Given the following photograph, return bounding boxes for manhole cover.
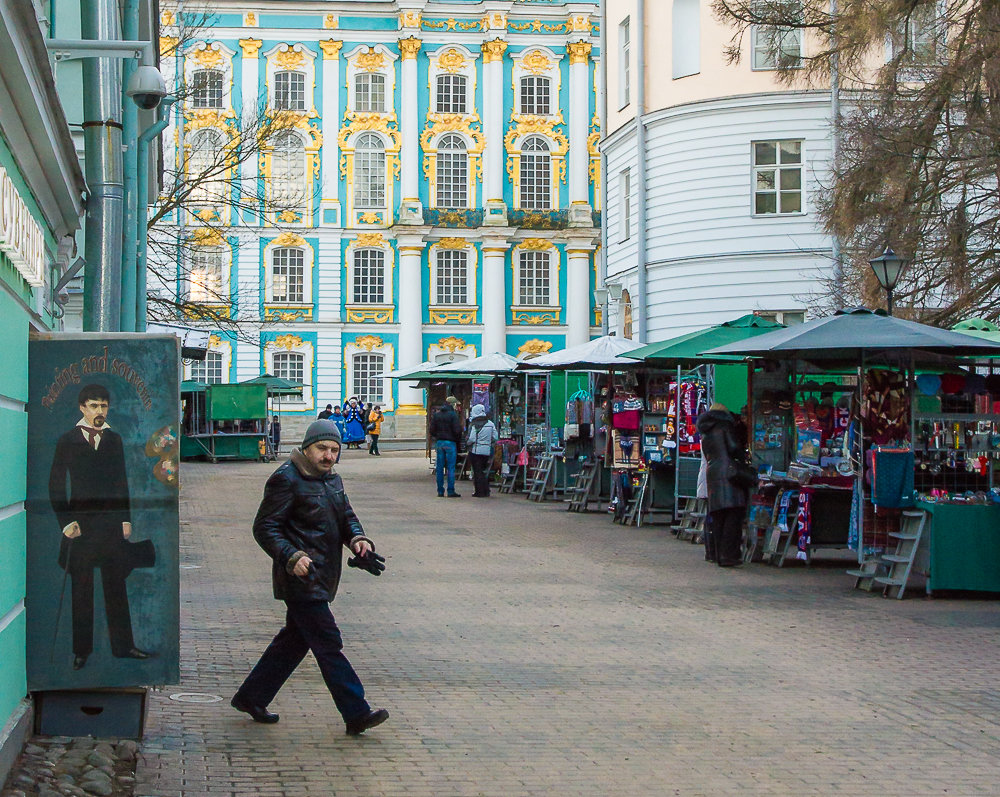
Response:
[169,692,223,703]
[179,564,202,569]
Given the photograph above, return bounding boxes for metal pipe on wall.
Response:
[635,0,648,343]
[599,0,609,334]
[119,0,140,331]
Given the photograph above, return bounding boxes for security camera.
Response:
[126,65,167,109]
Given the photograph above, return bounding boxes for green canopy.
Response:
[952,318,1000,342]
[180,380,208,393]
[626,314,786,365]
[239,373,304,395]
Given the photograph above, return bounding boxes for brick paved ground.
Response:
[136,452,1000,796]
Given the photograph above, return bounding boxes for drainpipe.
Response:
[599,0,609,335]
[81,0,123,332]
[120,0,139,331]
[829,0,843,306]
[635,0,648,343]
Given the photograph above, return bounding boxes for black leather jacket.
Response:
[252,452,367,602]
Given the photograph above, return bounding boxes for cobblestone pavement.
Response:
[135,452,1000,796]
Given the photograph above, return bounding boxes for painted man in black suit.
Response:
[48,384,152,670]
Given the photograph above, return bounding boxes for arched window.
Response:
[517,251,551,306]
[435,249,469,305]
[436,74,467,114]
[271,247,305,303]
[436,134,468,209]
[352,353,385,403]
[272,351,305,385]
[187,247,224,302]
[192,69,224,109]
[355,73,386,112]
[189,129,226,204]
[274,70,306,110]
[354,133,386,209]
[520,136,551,210]
[352,248,386,304]
[520,75,551,116]
[190,351,225,384]
[271,131,306,209]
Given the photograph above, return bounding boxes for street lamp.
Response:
[593,287,610,336]
[868,247,908,316]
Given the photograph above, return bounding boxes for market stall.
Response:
[181,382,270,462]
[240,374,304,459]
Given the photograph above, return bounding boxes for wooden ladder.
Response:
[873,509,927,599]
[672,497,706,540]
[526,454,555,502]
[621,471,650,526]
[566,461,600,512]
[499,463,523,494]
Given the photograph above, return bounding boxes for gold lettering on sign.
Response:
[0,167,45,286]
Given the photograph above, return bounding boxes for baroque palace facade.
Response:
[156,0,601,436]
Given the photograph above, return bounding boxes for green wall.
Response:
[714,364,749,413]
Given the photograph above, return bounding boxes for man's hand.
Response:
[292,555,313,577]
[63,522,81,539]
[347,539,385,577]
[122,521,132,539]
[350,539,372,557]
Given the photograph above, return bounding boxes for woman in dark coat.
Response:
[696,403,749,567]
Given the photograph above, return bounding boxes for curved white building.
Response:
[602,0,837,341]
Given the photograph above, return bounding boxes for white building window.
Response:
[352,353,385,403]
[352,248,386,304]
[520,136,551,210]
[189,129,226,204]
[435,250,469,305]
[271,247,305,303]
[190,351,225,384]
[355,73,386,112]
[518,251,551,306]
[272,351,305,385]
[752,140,803,215]
[274,71,306,110]
[620,168,631,241]
[192,69,224,108]
[436,135,468,209]
[520,76,551,116]
[897,2,942,63]
[751,2,803,70]
[619,18,630,108]
[271,131,306,208]
[672,0,701,79]
[436,74,467,114]
[187,248,224,302]
[354,133,386,209]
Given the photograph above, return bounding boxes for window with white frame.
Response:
[271,131,306,208]
[435,250,469,305]
[190,350,225,384]
[187,248,224,302]
[751,1,803,70]
[517,251,551,306]
[753,140,803,215]
[352,353,385,403]
[192,69,224,108]
[355,73,387,112]
[271,247,305,303]
[620,168,631,241]
[354,133,386,209]
[436,74,468,114]
[520,136,551,210]
[188,129,226,204]
[520,75,552,116]
[274,70,306,110]
[436,134,468,209]
[352,248,386,304]
[619,18,630,108]
[272,351,305,385]
[898,2,941,62]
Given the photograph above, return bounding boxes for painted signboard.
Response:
[26,334,180,690]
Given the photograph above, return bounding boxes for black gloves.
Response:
[348,549,386,576]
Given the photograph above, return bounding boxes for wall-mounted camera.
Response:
[126,66,167,109]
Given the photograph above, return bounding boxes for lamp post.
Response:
[593,287,609,336]
[868,247,908,316]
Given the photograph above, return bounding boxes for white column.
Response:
[481,240,507,353]
[398,37,423,223]
[238,38,262,222]
[481,39,507,224]
[396,237,425,409]
[568,41,593,225]
[319,40,342,222]
[566,245,593,347]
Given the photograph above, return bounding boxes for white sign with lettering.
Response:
[0,167,46,287]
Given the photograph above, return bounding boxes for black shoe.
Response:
[345,708,389,736]
[72,655,87,670]
[438,492,445,497]
[231,695,279,724]
[116,647,153,659]
[448,492,462,498]
[717,560,742,568]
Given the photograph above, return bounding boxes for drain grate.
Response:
[169,692,223,703]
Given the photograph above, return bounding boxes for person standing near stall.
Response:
[430,396,462,498]
[367,406,384,456]
[466,404,499,498]
[696,403,749,567]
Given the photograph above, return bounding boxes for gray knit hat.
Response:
[302,419,342,449]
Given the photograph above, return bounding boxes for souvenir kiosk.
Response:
[180,382,270,462]
[706,309,1000,593]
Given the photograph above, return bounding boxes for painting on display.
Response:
[25,334,180,690]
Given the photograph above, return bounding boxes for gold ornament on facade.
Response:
[195,208,217,222]
[518,339,553,356]
[360,212,381,224]
[513,310,559,325]
[436,48,467,73]
[437,336,469,353]
[520,50,552,75]
[485,13,506,30]
[567,41,592,65]
[347,308,394,323]
[161,9,176,25]
[399,37,422,60]
[355,334,385,351]
[274,334,304,350]
[354,232,386,248]
[192,47,225,68]
[276,210,300,223]
[355,47,385,72]
[271,231,307,247]
[400,11,421,28]
[481,39,507,63]
[569,15,592,32]
[265,307,313,322]
[274,48,306,70]
[190,228,226,247]
[184,109,234,132]
[319,39,343,59]
[243,12,258,27]
[239,38,263,58]
[159,36,179,58]
[208,334,222,347]
[519,238,555,251]
[435,237,469,250]
[324,14,339,29]
[429,309,477,324]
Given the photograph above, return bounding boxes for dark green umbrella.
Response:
[626,314,785,365]
[240,373,304,395]
[180,380,208,393]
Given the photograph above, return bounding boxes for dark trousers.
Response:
[235,600,370,722]
[469,453,490,496]
[710,507,745,565]
[368,434,380,455]
[703,511,717,562]
[70,562,136,657]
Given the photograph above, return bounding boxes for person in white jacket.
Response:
[697,450,716,563]
[466,404,499,498]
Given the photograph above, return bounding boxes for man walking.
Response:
[318,404,334,420]
[231,419,389,735]
[429,396,462,498]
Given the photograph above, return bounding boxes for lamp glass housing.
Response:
[869,247,908,292]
